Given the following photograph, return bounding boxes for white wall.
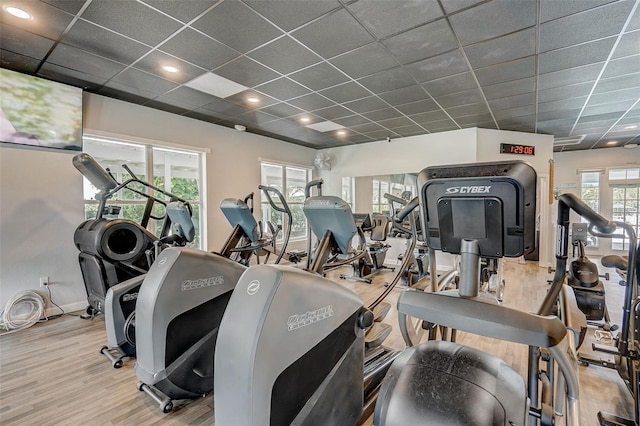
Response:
[0,93,315,310]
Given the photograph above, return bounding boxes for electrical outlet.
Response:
[40,277,49,287]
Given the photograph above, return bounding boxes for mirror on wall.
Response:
[350,173,418,214]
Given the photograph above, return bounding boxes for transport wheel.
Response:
[99,345,108,355]
[113,359,123,369]
[162,401,173,413]
[136,382,145,392]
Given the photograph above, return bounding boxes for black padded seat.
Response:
[375,340,527,426]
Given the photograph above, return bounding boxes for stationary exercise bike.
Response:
[375,161,600,426]
[134,185,294,413]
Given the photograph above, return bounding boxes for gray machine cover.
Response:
[215,264,366,426]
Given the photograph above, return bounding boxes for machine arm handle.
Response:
[384,193,408,206]
[394,197,419,223]
[557,193,616,234]
[258,185,292,215]
[305,179,324,198]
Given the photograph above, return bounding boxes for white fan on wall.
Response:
[314,152,334,171]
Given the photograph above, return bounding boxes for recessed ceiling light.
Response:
[300,117,310,123]
[247,97,259,103]
[4,6,31,19]
[162,65,178,73]
[624,143,638,149]
[625,125,638,130]
[337,130,346,135]
[607,140,618,145]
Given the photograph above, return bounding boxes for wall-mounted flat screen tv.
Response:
[0,68,83,151]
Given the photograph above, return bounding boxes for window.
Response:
[342,177,354,208]
[610,168,640,251]
[372,179,415,214]
[260,161,312,241]
[82,136,206,249]
[579,171,601,247]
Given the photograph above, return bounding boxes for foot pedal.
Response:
[365,322,392,349]
[592,342,619,355]
[371,302,390,322]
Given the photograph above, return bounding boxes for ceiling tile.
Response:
[396,98,440,115]
[329,42,398,79]
[613,30,640,59]
[61,19,150,64]
[578,111,624,123]
[347,0,443,39]
[81,1,182,46]
[342,96,390,114]
[423,72,478,97]
[350,122,385,133]
[42,0,87,14]
[627,6,640,31]
[440,0,485,15]
[382,19,457,64]
[493,105,536,119]
[140,0,217,23]
[192,1,283,53]
[159,28,240,70]
[334,115,373,127]
[244,0,340,32]
[0,23,55,60]
[134,50,205,84]
[449,0,536,46]
[200,98,252,116]
[46,43,126,80]
[483,77,535,99]
[362,108,403,122]
[464,28,536,68]
[538,37,615,74]
[424,118,459,131]
[289,62,349,91]
[287,93,334,111]
[233,110,279,125]
[214,57,280,87]
[378,116,417,129]
[540,0,617,22]
[594,73,640,93]
[291,8,375,59]
[112,68,178,95]
[255,77,311,100]
[582,99,637,116]
[364,129,398,140]
[37,62,108,91]
[474,56,536,86]
[313,104,354,120]
[318,82,371,104]
[404,50,469,82]
[378,85,431,106]
[456,113,494,125]
[488,93,536,111]
[0,49,40,74]
[538,96,588,113]
[539,1,632,51]
[248,36,321,74]
[446,102,489,118]
[358,67,415,93]
[0,0,73,40]
[259,103,305,119]
[144,99,191,115]
[538,81,594,103]
[538,63,602,90]
[434,88,484,108]
[602,55,640,79]
[409,109,450,124]
[99,85,153,104]
[537,108,581,121]
[160,86,222,108]
[588,88,640,106]
[391,124,427,136]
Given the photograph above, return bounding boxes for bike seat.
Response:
[601,255,628,271]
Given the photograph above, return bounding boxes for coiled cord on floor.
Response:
[0,290,46,335]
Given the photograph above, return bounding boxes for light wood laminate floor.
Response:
[0,259,633,425]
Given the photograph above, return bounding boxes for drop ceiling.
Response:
[1,0,638,151]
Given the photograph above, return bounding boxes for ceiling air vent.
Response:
[553,135,585,146]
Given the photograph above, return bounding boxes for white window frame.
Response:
[82,135,207,250]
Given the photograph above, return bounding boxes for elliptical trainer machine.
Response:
[72,152,191,317]
[214,194,413,425]
[134,185,294,413]
[375,161,607,426]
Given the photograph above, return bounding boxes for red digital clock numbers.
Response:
[500,143,535,156]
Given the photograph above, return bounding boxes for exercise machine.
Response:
[73,153,190,317]
[340,213,394,283]
[573,221,639,425]
[375,161,598,426]
[134,185,294,413]
[214,194,408,425]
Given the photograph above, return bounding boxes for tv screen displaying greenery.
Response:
[0,68,82,151]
